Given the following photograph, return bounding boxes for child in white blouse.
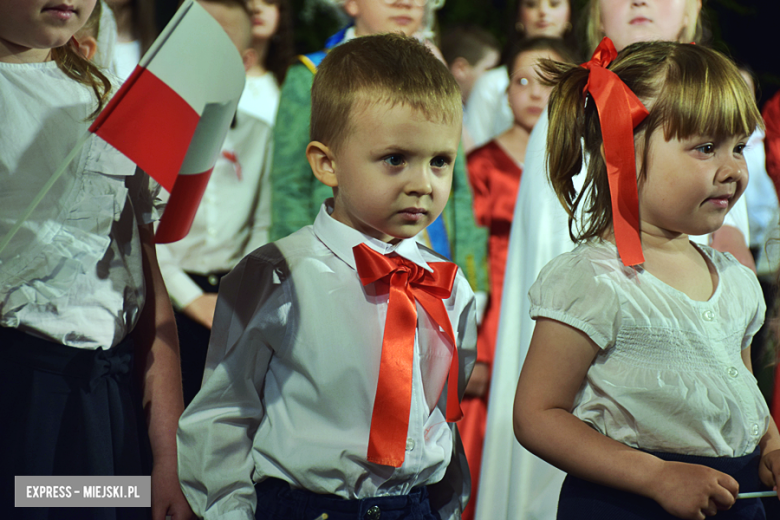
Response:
[177,33,477,520]
[513,39,780,519]
[0,2,191,519]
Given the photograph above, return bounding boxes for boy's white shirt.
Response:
[177,202,477,520]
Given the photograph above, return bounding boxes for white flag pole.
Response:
[0,130,92,256]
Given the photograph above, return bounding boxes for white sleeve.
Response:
[429,274,477,519]
[177,246,290,520]
[464,67,513,148]
[155,243,204,310]
[528,251,621,350]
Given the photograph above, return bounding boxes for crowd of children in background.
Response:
[2,0,780,519]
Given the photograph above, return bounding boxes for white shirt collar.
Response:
[313,200,433,273]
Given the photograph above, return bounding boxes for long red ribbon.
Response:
[353,243,461,468]
[581,38,650,266]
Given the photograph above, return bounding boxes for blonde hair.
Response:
[584,0,704,53]
[542,40,763,243]
[310,32,462,153]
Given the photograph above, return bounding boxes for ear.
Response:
[307,141,339,188]
[241,48,259,73]
[74,36,98,61]
[449,57,470,82]
[343,0,360,19]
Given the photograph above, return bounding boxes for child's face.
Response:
[637,129,748,238]
[598,0,693,51]
[508,49,557,133]
[518,0,571,38]
[454,49,500,103]
[325,102,460,243]
[0,0,97,62]
[248,0,279,42]
[200,1,252,54]
[344,0,425,38]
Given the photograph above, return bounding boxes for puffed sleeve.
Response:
[528,248,622,349]
[177,244,292,520]
[740,262,767,350]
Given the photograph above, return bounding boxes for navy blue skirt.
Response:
[0,327,152,520]
[557,449,767,520]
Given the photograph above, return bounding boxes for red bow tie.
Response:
[353,243,462,468]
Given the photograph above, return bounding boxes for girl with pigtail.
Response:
[0,1,192,518]
[513,38,780,520]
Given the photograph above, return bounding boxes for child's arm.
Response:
[741,347,780,496]
[514,318,739,520]
[177,250,282,519]
[133,223,195,520]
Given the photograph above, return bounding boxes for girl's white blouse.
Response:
[0,61,159,349]
[529,240,770,457]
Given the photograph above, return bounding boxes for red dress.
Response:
[460,140,523,520]
[766,91,780,422]
[764,91,780,198]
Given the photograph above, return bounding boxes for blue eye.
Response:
[431,157,449,168]
[384,155,404,167]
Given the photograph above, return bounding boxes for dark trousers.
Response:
[0,327,152,520]
[177,271,226,406]
[557,449,767,520]
[255,478,442,520]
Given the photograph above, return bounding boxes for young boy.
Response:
[269,0,488,297]
[439,24,500,154]
[177,33,477,520]
[156,0,273,405]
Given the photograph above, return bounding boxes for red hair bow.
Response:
[581,37,649,266]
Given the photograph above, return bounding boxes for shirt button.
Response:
[702,310,714,321]
[366,505,381,520]
[752,424,762,436]
[207,274,220,286]
[405,438,415,451]
[727,367,739,378]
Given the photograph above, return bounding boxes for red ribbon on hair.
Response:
[353,243,461,468]
[581,37,650,266]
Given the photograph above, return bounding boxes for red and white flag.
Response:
[89,0,246,243]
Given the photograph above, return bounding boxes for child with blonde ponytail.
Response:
[513,38,780,520]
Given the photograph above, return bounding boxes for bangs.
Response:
[654,48,763,141]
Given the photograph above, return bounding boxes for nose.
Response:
[529,79,544,98]
[405,165,433,196]
[717,153,748,189]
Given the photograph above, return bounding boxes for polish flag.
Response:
[89,0,245,243]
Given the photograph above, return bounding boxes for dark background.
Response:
[155,0,779,110]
